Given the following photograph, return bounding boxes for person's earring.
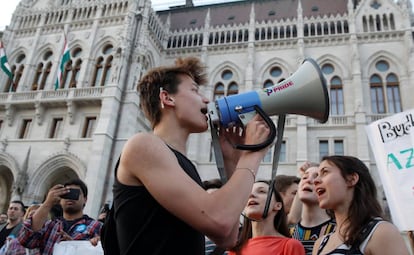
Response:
[160,87,165,109]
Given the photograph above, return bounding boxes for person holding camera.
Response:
[97,204,109,223]
[18,178,102,255]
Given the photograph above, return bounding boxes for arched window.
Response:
[60,47,83,89]
[213,69,239,99]
[32,50,53,90]
[330,76,344,115]
[40,62,52,90]
[32,63,43,90]
[4,53,26,92]
[91,44,113,86]
[321,63,344,115]
[263,79,273,88]
[263,65,286,89]
[14,65,25,90]
[227,82,238,96]
[213,83,225,100]
[221,70,233,80]
[386,73,401,113]
[210,68,240,161]
[370,74,385,113]
[71,59,82,88]
[102,56,113,85]
[369,60,401,114]
[92,57,103,87]
[62,60,73,89]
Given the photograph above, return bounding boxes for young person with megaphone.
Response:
[110,57,272,254]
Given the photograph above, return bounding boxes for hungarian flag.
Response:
[55,36,70,90]
[0,40,13,80]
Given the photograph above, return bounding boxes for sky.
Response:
[0,0,413,31]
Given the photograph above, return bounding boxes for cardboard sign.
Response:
[365,109,414,231]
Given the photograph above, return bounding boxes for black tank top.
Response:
[113,146,204,255]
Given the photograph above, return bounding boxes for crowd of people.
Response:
[1,57,413,255]
[0,179,102,255]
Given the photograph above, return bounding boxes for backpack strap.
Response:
[348,218,382,254]
[317,234,332,255]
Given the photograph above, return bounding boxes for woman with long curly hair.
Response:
[312,155,409,255]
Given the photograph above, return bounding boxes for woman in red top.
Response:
[229,180,305,255]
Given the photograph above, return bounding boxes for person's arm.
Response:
[118,115,270,248]
[17,218,47,249]
[287,162,309,225]
[88,220,102,246]
[31,185,69,231]
[365,222,410,255]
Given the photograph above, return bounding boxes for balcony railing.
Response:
[0,87,105,107]
[308,115,355,127]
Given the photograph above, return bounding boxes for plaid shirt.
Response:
[18,215,102,255]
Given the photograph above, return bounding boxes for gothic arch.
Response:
[67,38,87,54]
[0,152,20,174]
[364,51,404,77]
[0,152,19,212]
[32,43,55,61]
[25,152,86,203]
[144,51,156,69]
[257,58,293,88]
[258,58,292,77]
[8,47,29,62]
[317,54,348,78]
[90,36,117,57]
[209,61,243,86]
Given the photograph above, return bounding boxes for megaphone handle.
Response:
[210,119,228,183]
[271,114,286,178]
[262,114,286,219]
[233,105,277,151]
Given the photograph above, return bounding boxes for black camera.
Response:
[100,203,110,213]
[60,188,80,200]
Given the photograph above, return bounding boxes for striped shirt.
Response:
[316,219,382,255]
[290,219,336,255]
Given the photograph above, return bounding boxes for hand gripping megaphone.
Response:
[207,58,329,151]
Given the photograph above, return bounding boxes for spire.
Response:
[204,8,211,29]
[298,0,303,15]
[249,2,255,24]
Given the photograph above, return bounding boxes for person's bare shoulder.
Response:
[118,133,172,185]
[366,221,410,255]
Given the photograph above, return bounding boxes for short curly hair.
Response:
[137,57,207,128]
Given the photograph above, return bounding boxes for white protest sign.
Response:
[53,240,103,255]
[365,109,414,231]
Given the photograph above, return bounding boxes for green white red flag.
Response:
[55,36,70,90]
[0,40,13,80]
